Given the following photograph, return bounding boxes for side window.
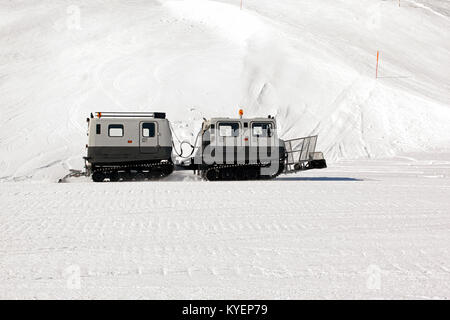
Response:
[96,124,101,134]
[142,123,155,137]
[219,122,240,137]
[252,122,273,137]
[108,124,124,137]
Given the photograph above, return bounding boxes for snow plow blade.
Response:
[283,136,327,173]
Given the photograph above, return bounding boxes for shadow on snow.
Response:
[275,177,363,182]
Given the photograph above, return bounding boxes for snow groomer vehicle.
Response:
[85,112,174,182]
[179,109,327,181]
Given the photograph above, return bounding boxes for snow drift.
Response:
[0,0,449,181]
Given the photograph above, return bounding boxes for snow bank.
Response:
[164,0,266,44]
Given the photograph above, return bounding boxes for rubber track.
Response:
[201,162,284,181]
[93,161,174,181]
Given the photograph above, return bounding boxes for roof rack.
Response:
[94,112,166,119]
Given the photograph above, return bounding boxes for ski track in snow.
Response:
[0,155,449,299]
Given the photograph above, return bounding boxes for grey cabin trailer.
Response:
[85,112,174,182]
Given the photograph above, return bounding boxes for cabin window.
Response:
[108,124,124,137]
[96,124,101,134]
[219,122,240,137]
[142,123,156,137]
[252,122,273,137]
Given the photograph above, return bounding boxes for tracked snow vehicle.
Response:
[85,112,174,182]
[179,111,327,181]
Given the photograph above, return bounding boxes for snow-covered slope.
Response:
[1,0,449,181]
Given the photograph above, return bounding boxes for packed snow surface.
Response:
[0,155,449,299]
[0,0,449,181]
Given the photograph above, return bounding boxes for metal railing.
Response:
[283,135,318,172]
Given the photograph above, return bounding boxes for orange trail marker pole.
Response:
[240,0,243,10]
[376,51,380,79]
